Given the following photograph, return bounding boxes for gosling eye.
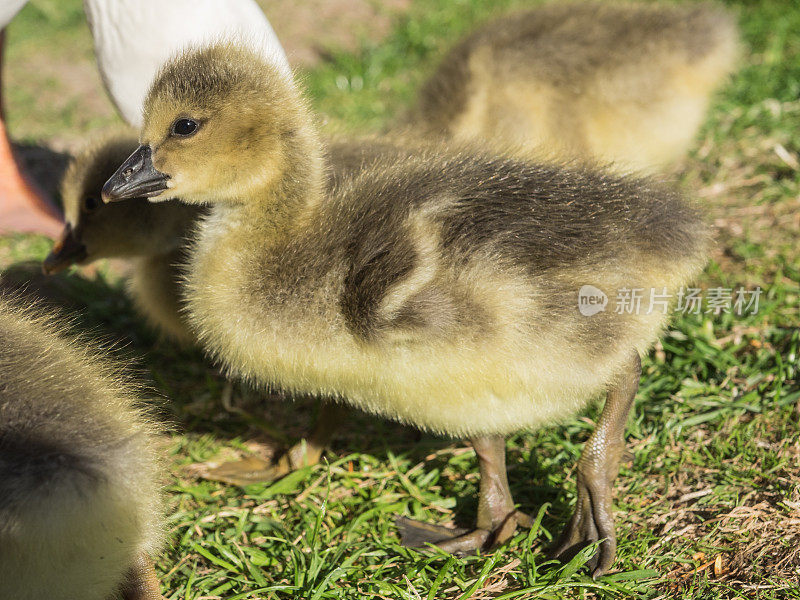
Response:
[83,196,100,213]
[170,118,200,137]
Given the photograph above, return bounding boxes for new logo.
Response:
[578,285,608,316]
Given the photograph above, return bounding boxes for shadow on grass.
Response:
[13,143,71,206]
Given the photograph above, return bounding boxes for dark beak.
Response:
[42,223,88,275]
[101,145,169,203]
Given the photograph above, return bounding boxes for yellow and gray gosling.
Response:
[42,132,202,345]
[102,45,709,575]
[406,1,739,171]
[0,294,164,600]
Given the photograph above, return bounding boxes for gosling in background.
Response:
[407,1,739,171]
[43,132,202,344]
[103,45,710,575]
[41,133,396,484]
[0,294,165,600]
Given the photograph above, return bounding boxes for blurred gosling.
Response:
[0,294,165,600]
[43,132,203,344]
[407,1,739,171]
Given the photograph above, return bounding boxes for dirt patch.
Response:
[650,490,800,595]
[680,98,800,286]
[258,0,410,67]
[620,426,800,596]
[10,52,118,136]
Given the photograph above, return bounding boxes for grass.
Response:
[2,0,800,598]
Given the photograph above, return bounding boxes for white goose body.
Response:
[83,0,289,126]
[0,0,27,27]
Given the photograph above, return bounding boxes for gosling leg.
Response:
[397,435,532,553]
[119,554,164,600]
[552,350,641,578]
[271,401,346,475]
[204,401,345,486]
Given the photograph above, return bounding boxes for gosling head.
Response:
[103,43,320,206]
[43,133,200,275]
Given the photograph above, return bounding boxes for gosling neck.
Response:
[232,125,326,234]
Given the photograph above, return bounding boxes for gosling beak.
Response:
[42,223,88,275]
[102,145,169,203]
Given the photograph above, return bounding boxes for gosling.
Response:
[42,132,202,344]
[406,1,739,171]
[0,294,164,600]
[102,45,709,575]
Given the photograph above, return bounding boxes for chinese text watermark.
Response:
[578,286,762,316]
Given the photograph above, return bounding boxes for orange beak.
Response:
[42,223,87,274]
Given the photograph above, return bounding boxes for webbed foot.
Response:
[0,92,63,238]
[551,467,616,577]
[396,517,472,547]
[398,436,532,554]
[203,437,325,485]
[204,455,289,486]
[204,402,345,486]
[397,509,533,553]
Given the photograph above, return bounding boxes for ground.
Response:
[1,0,799,598]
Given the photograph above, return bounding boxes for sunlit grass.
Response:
[1,0,798,598]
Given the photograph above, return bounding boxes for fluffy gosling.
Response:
[102,45,710,575]
[407,1,739,171]
[0,294,164,600]
[42,132,202,344]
